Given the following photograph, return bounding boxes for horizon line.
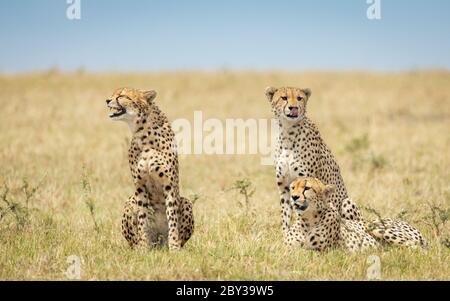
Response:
[1,67,450,76]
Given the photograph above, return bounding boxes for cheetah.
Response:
[287,177,427,252]
[265,86,360,242]
[106,88,194,250]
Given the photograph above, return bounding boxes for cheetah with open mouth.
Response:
[106,87,194,250]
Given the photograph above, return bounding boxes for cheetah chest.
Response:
[277,149,302,185]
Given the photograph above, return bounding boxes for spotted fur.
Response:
[368,218,428,248]
[287,177,427,252]
[107,87,194,250]
[265,86,360,242]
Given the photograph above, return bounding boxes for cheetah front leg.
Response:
[275,152,293,242]
[179,196,194,247]
[164,188,182,251]
[121,195,138,247]
[277,179,293,242]
[133,182,153,249]
[143,152,184,251]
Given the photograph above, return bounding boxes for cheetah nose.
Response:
[288,106,296,110]
[292,195,300,202]
[106,99,112,105]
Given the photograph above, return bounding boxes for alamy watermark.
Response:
[66,0,81,20]
[65,255,83,279]
[171,112,278,166]
[366,255,381,280]
[66,0,380,21]
[367,0,381,20]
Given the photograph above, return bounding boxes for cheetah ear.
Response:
[324,184,336,197]
[142,90,157,103]
[302,88,312,99]
[265,86,277,101]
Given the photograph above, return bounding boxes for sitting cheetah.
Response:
[287,177,427,252]
[106,88,194,250]
[265,86,360,242]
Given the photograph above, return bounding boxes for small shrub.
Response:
[228,178,255,217]
[421,202,450,247]
[189,193,200,205]
[81,167,100,233]
[0,177,44,229]
[369,153,387,170]
[362,205,387,232]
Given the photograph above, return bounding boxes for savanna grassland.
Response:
[0,71,449,280]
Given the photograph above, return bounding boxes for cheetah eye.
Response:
[281,96,288,101]
[304,187,311,191]
[297,96,303,101]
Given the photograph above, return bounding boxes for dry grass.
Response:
[0,71,449,280]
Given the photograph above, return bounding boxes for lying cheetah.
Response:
[265,86,360,242]
[106,88,194,250]
[287,177,427,252]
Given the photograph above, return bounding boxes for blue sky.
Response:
[1,0,449,72]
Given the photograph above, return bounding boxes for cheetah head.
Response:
[265,86,311,123]
[106,87,157,122]
[289,177,335,216]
